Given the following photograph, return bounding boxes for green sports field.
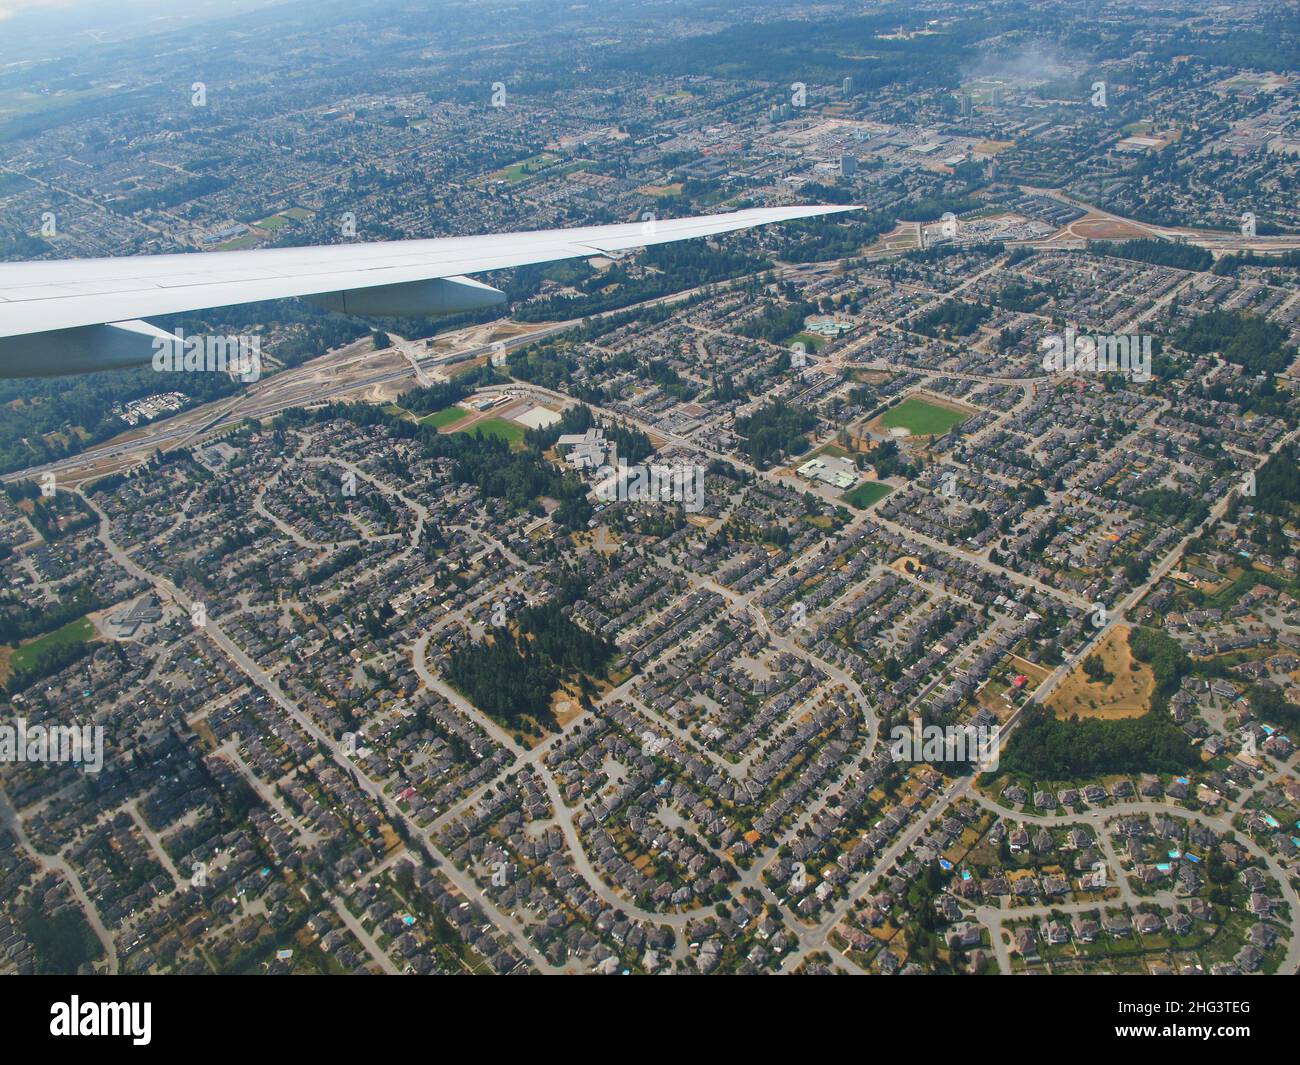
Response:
[456,417,525,447]
[420,405,470,428]
[881,397,969,437]
[786,331,828,351]
[841,481,893,509]
[10,616,95,673]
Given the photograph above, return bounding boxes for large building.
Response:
[797,454,859,490]
[556,427,609,469]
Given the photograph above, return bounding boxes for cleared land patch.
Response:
[1047,624,1155,720]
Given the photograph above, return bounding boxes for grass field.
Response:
[9,616,95,674]
[637,182,684,197]
[487,153,562,183]
[483,154,593,186]
[456,417,525,447]
[1047,624,1154,720]
[842,481,893,508]
[786,331,828,351]
[0,85,112,120]
[882,397,970,437]
[217,234,260,250]
[420,405,470,428]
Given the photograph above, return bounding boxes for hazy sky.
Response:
[0,0,141,22]
[0,0,286,63]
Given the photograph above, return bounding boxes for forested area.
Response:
[446,600,613,729]
[3,482,98,542]
[22,908,102,975]
[1255,444,1300,518]
[1092,238,1213,272]
[734,400,816,467]
[995,281,1051,313]
[1247,682,1300,731]
[911,299,992,339]
[1213,249,1300,275]
[737,299,817,344]
[1172,309,1295,375]
[869,439,917,480]
[111,174,229,214]
[1129,625,1191,695]
[5,633,97,695]
[1131,485,1210,529]
[1151,9,1300,72]
[997,704,1198,777]
[771,214,891,263]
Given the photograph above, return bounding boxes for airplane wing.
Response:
[0,204,859,377]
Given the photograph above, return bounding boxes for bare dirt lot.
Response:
[1047,624,1155,720]
[1069,216,1151,240]
[426,319,554,355]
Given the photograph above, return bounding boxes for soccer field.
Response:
[420,405,470,428]
[10,615,95,672]
[456,417,525,447]
[842,481,893,509]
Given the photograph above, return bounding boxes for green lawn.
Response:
[786,331,828,351]
[842,481,893,509]
[420,405,470,428]
[217,234,260,250]
[456,417,525,447]
[492,153,561,183]
[484,154,594,186]
[11,616,95,672]
[881,397,969,437]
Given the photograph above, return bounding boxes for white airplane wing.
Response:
[0,204,858,377]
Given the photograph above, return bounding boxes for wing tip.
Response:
[772,203,864,218]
